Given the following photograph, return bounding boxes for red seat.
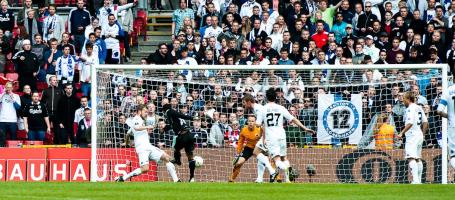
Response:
[5,61,14,73]
[16,130,27,140]
[37,81,48,91]
[76,92,83,99]
[6,140,23,148]
[6,73,18,81]
[24,141,44,145]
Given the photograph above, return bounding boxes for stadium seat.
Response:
[16,130,27,140]
[6,73,18,81]
[76,92,83,99]
[6,140,23,148]
[24,140,44,145]
[5,61,15,73]
[37,81,48,91]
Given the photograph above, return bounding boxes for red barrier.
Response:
[0,148,158,182]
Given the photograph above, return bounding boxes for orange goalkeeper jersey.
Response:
[236,126,262,154]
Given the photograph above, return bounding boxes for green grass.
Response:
[0,182,454,200]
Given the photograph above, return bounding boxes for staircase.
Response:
[131,11,173,63]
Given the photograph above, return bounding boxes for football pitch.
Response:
[1,182,454,200]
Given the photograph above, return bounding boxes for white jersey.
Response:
[256,103,294,140]
[130,115,153,151]
[437,85,455,128]
[252,103,264,116]
[404,103,428,137]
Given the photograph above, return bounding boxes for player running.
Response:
[229,115,262,182]
[256,88,315,183]
[243,94,276,183]
[437,84,455,171]
[397,92,428,184]
[117,105,179,182]
[162,103,198,182]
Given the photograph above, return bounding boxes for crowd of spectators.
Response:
[134,0,449,149]
[0,0,138,146]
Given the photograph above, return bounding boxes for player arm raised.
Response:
[291,118,316,134]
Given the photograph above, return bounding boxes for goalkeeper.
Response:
[229,115,262,182]
[163,103,198,182]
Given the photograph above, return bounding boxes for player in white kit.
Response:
[116,105,179,182]
[437,84,455,171]
[243,94,276,182]
[397,92,428,184]
[256,88,315,183]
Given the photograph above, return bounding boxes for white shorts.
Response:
[449,127,455,158]
[137,145,164,166]
[255,136,268,152]
[405,134,423,159]
[267,138,286,158]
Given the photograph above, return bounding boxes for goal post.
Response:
[90,64,450,183]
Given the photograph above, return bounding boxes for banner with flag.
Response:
[317,94,363,144]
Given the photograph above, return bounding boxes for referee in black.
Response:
[162,103,197,182]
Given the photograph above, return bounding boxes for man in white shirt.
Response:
[177,47,197,82]
[79,43,99,96]
[364,35,380,63]
[397,92,428,184]
[97,0,136,27]
[55,45,79,87]
[43,4,65,43]
[240,0,262,18]
[0,82,21,144]
[203,15,223,39]
[103,14,121,64]
[437,84,455,171]
[117,105,179,182]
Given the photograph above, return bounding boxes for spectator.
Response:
[43,38,62,84]
[73,95,90,134]
[120,83,139,117]
[17,0,36,26]
[209,112,228,147]
[31,34,46,79]
[97,0,136,28]
[57,32,76,56]
[56,84,80,144]
[67,0,91,54]
[79,43,98,96]
[12,39,40,91]
[172,0,195,38]
[356,2,378,37]
[24,9,39,44]
[0,1,15,38]
[118,0,133,62]
[103,14,121,64]
[23,91,50,141]
[43,4,64,43]
[76,108,91,147]
[204,15,223,39]
[55,45,78,87]
[151,119,173,148]
[0,82,20,143]
[84,17,100,40]
[317,0,342,29]
[191,117,209,148]
[239,0,261,18]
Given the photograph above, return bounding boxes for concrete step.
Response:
[146,31,172,36]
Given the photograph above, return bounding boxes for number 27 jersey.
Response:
[256,103,294,140]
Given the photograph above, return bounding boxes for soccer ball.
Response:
[194,156,203,167]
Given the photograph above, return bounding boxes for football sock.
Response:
[275,160,287,172]
[231,165,242,181]
[174,150,181,163]
[189,160,196,179]
[417,161,423,183]
[409,160,419,183]
[256,160,265,182]
[166,162,179,182]
[257,153,275,174]
[123,168,142,180]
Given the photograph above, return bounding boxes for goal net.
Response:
[91,64,451,183]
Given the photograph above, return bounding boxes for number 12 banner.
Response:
[317,94,363,144]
